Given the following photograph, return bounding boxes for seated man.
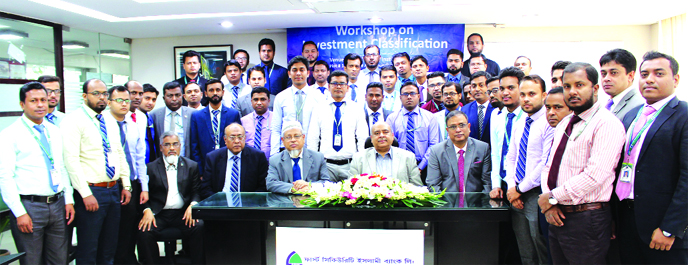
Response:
[267,121,330,194]
[426,110,491,193]
[200,123,268,199]
[349,122,422,186]
[137,132,203,265]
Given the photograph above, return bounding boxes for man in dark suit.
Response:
[363,82,392,135]
[267,121,331,194]
[615,51,688,264]
[427,110,491,193]
[175,50,208,106]
[462,71,495,144]
[257,38,291,95]
[189,79,242,168]
[200,123,268,199]
[137,132,203,265]
[150,81,196,158]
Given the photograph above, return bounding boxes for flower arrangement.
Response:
[299,173,446,208]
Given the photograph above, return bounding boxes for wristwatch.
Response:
[548,195,558,205]
[663,230,674,238]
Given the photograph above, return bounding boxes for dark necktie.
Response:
[292,157,302,181]
[516,117,534,183]
[333,102,344,151]
[478,105,485,138]
[145,113,156,163]
[547,115,583,190]
[500,113,516,178]
[45,113,56,125]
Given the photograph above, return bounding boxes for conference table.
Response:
[193,192,509,265]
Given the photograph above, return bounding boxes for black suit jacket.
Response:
[175,75,209,106]
[619,97,688,247]
[200,146,268,199]
[143,156,201,214]
[363,107,392,134]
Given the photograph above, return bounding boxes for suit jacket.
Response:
[612,87,644,120]
[426,138,491,193]
[349,147,422,186]
[266,149,331,194]
[189,105,241,168]
[258,62,291,95]
[175,75,209,106]
[462,100,495,144]
[200,146,268,199]
[142,156,200,214]
[619,97,688,247]
[363,107,392,135]
[150,106,196,158]
[235,93,276,116]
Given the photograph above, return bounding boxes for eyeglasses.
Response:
[330,82,348,87]
[365,53,380,57]
[162,142,181,148]
[47,89,61,95]
[283,134,303,141]
[225,135,245,141]
[88,91,109,98]
[442,92,459,97]
[111,98,131,104]
[401,92,419,97]
[447,123,468,130]
[487,89,499,95]
[428,82,445,88]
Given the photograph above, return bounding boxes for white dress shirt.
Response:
[489,106,525,189]
[504,107,554,192]
[164,107,186,157]
[0,115,74,217]
[163,158,184,209]
[306,83,331,101]
[270,86,319,156]
[361,68,380,83]
[290,150,304,180]
[382,89,402,113]
[222,82,249,108]
[307,99,367,160]
[346,78,368,103]
[610,87,633,111]
[105,111,149,191]
[365,105,385,135]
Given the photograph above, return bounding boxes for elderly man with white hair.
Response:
[266,121,331,194]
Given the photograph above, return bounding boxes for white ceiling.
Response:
[1,0,687,39]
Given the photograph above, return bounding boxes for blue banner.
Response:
[287,24,465,73]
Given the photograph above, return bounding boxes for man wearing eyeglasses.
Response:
[149,81,197,158]
[361,45,381,84]
[435,82,463,142]
[200,123,268,199]
[421,72,447,113]
[38,75,65,126]
[386,82,440,185]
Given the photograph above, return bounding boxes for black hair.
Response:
[143,83,159,96]
[427,71,446,81]
[379,65,397,76]
[563,62,599,85]
[162,81,182,95]
[441,81,462,95]
[233,49,249,62]
[470,71,491,82]
[446,49,464,61]
[400,81,419,94]
[391,52,411,64]
[258,38,275,52]
[445,110,468,125]
[287,56,309,71]
[302,41,317,52]
[486,76,500,85]
[224,59,242,72]
[182,50,201,64]
[549,86,564,95]
[20,81,47,102]
[327,70,349,83]
[205,78,224,90]
[250,86,271,98]
[469,54,487,65]
[641,51,679,75]
[551,61,572,75]
[313,60,330,72]
[248,65,265,78]
[343,53,363,67]
[366,82,383,93]
[183,82,201,93]
[498,66,526,83]
[37,75,61,84]
[82,79,101,93]
[522,75,547,93]
[363,44,380,55]
[411,55,429,66]
[467,33,484,44]
[599,49,636,74]
[107,85,129,100]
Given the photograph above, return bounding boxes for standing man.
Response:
[190,79,242,169]
[487,76,504,111]
[233,49,251,84]
[544,87,572,128]
[125,80,148,150]
[504,75,552,265]
[411,55,431,102]
[435,81,463,141]
[307,60,331,100]
[257,38,290,95]
[538,63,626,264]
[222,60,249,111]
[139,84,159,163]
[599,49,644,119]
[445,49,470,88]
[380,65,402,112]
[183,83,204,110]
[0,82,74,265]
[236,66,272,116]
[270,56,319,156]
[62,79,132,264]
[489,67,525,200]
[361,45,381,84]
[386,82,440,184]
[150,81,197,158]
[301,41,319,86]
[343,53,366,103]
[514,56,533,76]
[615,52,687,264]
[241,86,272,160]
[461,33,501,77]
[37,75,65,126]
[392,52,416,91]
[175,50,208,106]
[363,82,392,135]
[421,72,446,113]
[463,71,496,144]
[550,61,571,88]
[307,70,368,181]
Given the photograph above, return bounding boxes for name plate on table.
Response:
[276,227,423,264]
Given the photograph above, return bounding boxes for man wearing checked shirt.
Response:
[61,79,132,265]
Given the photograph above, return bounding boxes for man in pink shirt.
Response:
[241,86,272,160]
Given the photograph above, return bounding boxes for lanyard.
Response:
[331,102,345,135]
[21,118,54,167]
[626,104,667,155]
[293,88,306,119]
[82,106,111,151]
[569,105,601,141]
[503,109,523,148]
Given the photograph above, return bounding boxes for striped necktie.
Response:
[254,115,264,149]
[45,113,56,125]
[478,105,485,138]
[212,110,220,148]
[515,117,533,183]
[230,155,240,192]
[231,86,239,108]
[405,112,416,155]
[117,121,136,180]
[96,114,115,179]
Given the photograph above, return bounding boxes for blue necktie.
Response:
[292,157,301,181]
[230,155,240,192]
[478,105,485,138]
[118,121,137,181]
[145,114,155,163]
[96,114,115,179]
[516,117,533,183]
[405,112,416,155]
[33,125,58,192]
[333,102,344,152]
[350,84,357,102]
[372,112,380,125]
[45,113,56,125]
[231,86,239,108]
[448,76,459,83]
[500,113,516,178]
[212,109,220,147]
[401,78,410,84]
[318,87,326,94]
[254,115,263,149]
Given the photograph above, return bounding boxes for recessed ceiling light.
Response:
[369,17,383,23]
[0,29,29,40]
[63,41,90,49]
[220,21,233,28]
[99,50,130,59]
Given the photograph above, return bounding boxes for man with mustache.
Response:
[487,76,503,112]
[462,71,496,144]
[361,44,381,85]
[37,75,65,125]
[150,81,196,158]
[599,49,644,120]
[257,38,290,95]
[302,41,319,86]
[461,33,501,77]
[421,71,447,113]
[445,49,470,88]
[190,79,242,170]
[183,83,204,110]
[175,50,208,107]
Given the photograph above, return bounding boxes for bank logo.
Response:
[286,251,303,265]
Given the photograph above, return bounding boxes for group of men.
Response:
[0,32,685,265]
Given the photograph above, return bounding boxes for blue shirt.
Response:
[385,107,440,170]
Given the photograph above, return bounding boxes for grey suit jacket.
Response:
[349,147,422,186]
[149,106,196,158]
[266,149,331,194]
[612,87,644,120]
[426,138,491,193]
[235,92,276,117]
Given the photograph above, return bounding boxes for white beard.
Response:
[164,155,179,165]
[288,149,302,158]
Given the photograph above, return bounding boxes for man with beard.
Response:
[257,38,290,95]
[539,62,625,264]
[461,33,501,77]
[445,49,470,88]
[487,76,503,111]
[150,81,197,158]
[361,45,381,84]
[175,50,208,106]
[37,75,65,125]
[189,79,242,170]
[307,60,331,100]
[421,71,446,113]
[435,81,462,141]
[392,52,416,91]
[489,67,526,200]
[302,41,319,86]
[233,49,251,84]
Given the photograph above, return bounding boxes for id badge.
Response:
[50,167,61,186]
[334,134,342,146]
[619,162,633,183]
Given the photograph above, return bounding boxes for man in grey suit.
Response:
[350,122,422,186]
[267,121,331,194]
[427,110,491,193]
[150,81,196,158]
[599,49,644,119]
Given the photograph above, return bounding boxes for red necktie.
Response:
[131,112,137,123]
[547,115,582,190]
[458,149,465,192]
